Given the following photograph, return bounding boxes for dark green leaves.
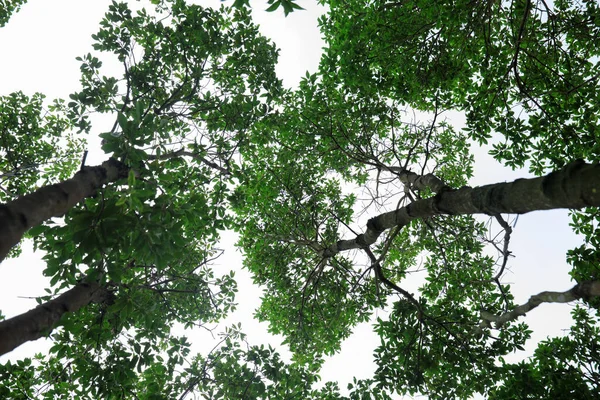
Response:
[0,92,85,204]
[231,0,305,16]
[265,0,305,15]
[0,0,27,27]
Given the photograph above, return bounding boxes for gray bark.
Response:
[0,158,128,263]
[322,160,600,258]
[0,280,110,356]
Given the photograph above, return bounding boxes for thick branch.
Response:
[0,158,129,263]
[0,280,110,355]
[322,160,600,257]
[480,280,600,328]
[384,166,447,193]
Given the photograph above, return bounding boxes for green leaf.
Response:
[27,225,47,238]
[265,1,280,12]
[128,169,136,187]
[117,112,128,131]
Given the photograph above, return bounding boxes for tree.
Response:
[234,77,600,397]
[0,0,281,396]
[233,0,600,397]
[2,0,600,399]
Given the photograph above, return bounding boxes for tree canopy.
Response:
[1,0,599,399]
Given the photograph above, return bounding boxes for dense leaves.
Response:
[488,306,600,400]
[1,0,281,396]
[0,92,84,202]
[321,0,600,172]
[1,0,600,398]
[234,0,600,397]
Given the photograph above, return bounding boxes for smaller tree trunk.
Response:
[0,280,110,356]
[0,158,129,263]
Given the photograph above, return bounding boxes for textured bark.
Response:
[480,280,600,328]
[322,160,600,257]
[0,158,129,263]
[385,166,447,193]
[0,280,110,355]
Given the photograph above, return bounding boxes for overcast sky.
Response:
[0,0,585,397]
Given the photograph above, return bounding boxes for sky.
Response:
[0,0,586,397]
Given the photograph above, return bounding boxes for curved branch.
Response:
[480,280,600,328]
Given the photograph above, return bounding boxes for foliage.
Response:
[0,92,84,202]
[1,0,282,396]
[1,0,600,399]
[0,0,27,27]
[488,306,600,400]
[320,0,600,173]
[232,0,304,16]
[234,0,600,398]
[27,0,278,330]
[234,69,474,362]
[0,324,391,399]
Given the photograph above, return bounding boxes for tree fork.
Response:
[0,158,129,263]
[322,160,600,257]
[0,280,111,355]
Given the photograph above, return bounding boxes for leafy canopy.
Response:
[1,0,600,399]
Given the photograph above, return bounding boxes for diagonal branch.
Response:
[321,160,600,258]
[0,158,130,263]
[480,280,600,328]
[0,278,112,355]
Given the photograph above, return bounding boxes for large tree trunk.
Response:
[0,280,110,356]
[0,158,128,263]
[322,160,600,257]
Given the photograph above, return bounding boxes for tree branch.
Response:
[383,165,448,193]
[0,279,111,355]
[321,160,600,258]
[480,280,600,328]
[0,158,129,263]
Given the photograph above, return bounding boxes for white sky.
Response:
[0,0,584,398]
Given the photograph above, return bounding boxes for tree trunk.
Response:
[0,280,110,356]
[322,160,600,257]
[0,158,129,263]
